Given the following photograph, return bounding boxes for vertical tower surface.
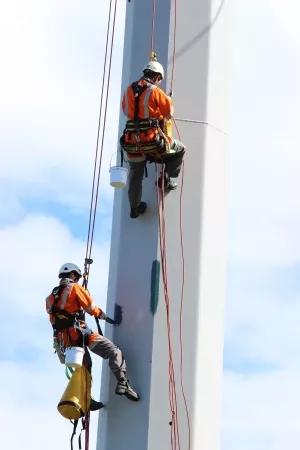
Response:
[97,0,228,449]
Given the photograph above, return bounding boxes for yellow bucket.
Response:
[57,367,91,420]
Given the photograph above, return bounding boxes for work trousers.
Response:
[88,333,127,381]
[128,139,185,208]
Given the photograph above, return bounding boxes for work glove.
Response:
[98,311,117,325]
[105,316,117,325]
[99,311,107,320]
[53,337,65,364]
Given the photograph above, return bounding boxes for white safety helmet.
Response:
[143,61,164,79]
[58,263,82,278]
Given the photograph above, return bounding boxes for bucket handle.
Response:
[110,151,117,169]
[110,148,128,169]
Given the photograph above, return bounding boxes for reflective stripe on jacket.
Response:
[45,281,102,326]
[122,79,174,121]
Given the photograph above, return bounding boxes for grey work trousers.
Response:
[88,333,126,381]
[128,139,185,208]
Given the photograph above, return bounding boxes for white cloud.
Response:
[0,214,108,449]
[0,2,124,450]
[224,287,300,370]
[0,359,101,450]
[266,0,300,47]
[0,214,110,317]
[0,0,125,214]
[222,370,300,450]
[228,0,300,266]
[222,3,300,449]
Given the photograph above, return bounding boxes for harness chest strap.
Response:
[131,81,149,124]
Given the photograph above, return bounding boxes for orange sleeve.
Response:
[122,85,134,118]
[154,88,174,118]
[72,284,103,317]
[45,294,55,326]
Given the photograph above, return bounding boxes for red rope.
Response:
[156,165,181,450]
[173,120,191,450]
[170,0,192,444]
[179,160,191,450]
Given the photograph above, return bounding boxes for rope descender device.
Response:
[83,258,93,289]
[149,50,157,61]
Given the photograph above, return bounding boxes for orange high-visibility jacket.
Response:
[122,79,174,121]
[46,282,102,327]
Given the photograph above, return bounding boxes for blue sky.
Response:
[0,1,299,449]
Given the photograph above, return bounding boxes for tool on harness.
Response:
[120,81,169,157]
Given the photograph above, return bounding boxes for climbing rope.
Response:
[170,0,177,94]
[81,2,118,449]
[150,0,157,56]
[174,120,191,450]
[84,0,118,288]
[148,2,181,447]
[156,164,181,450]
[169,0,192,445]
[84,394,90,450]
[147,0,191,447]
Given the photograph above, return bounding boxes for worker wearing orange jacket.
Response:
[46,262,140,402]
[122,60,185,218]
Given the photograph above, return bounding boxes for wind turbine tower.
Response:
[97,0,228,449]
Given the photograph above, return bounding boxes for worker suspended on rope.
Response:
[45,262,140,402]
[121,60,186,218]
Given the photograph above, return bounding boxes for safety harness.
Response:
[50,285,86,353]
[50,286,85,333]
[120,80,169,158]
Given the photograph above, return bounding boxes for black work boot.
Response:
[115,377,140,401]
[130,201,147,219]
[90,398,104,411]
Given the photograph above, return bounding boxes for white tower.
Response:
[97,0,228,449]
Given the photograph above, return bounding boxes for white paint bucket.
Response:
[110,166,128,188]
[65,346,85,368]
